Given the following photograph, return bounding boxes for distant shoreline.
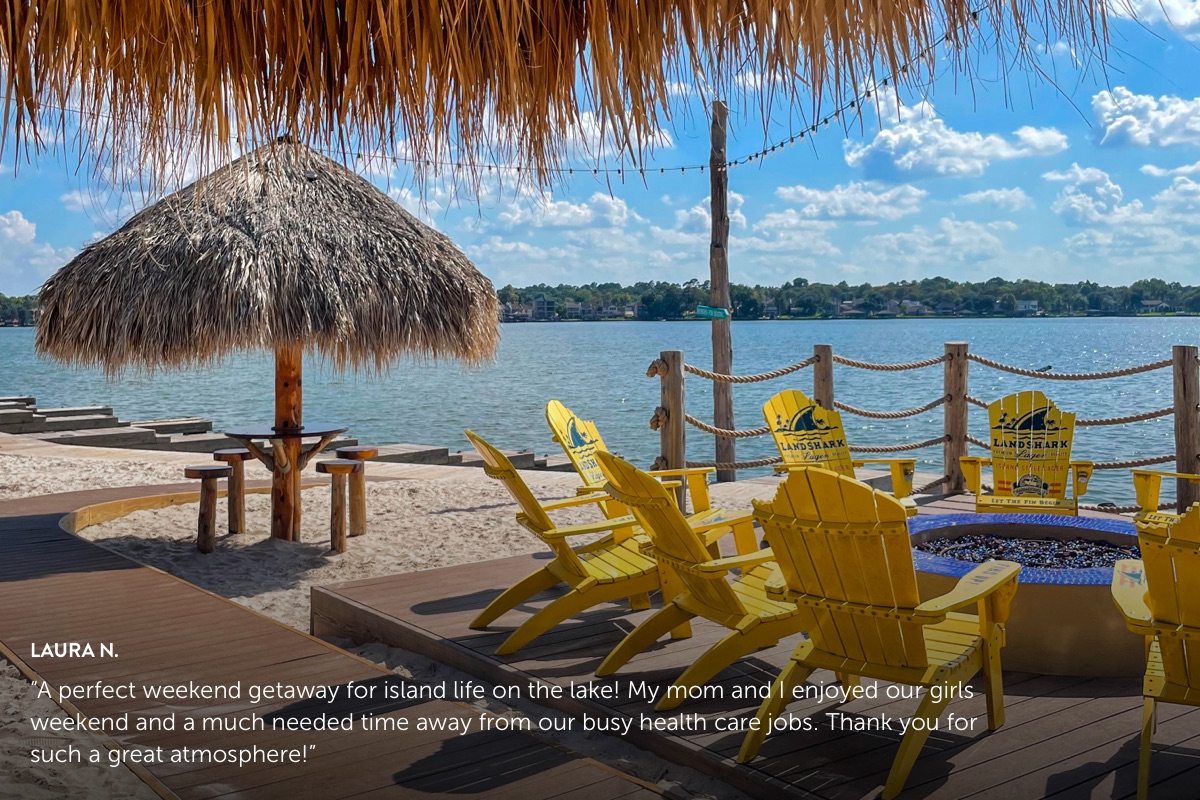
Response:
[498,312,1200,323]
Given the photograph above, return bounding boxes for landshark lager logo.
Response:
[567,417,595,449]
[989,398,1073,496]
[992,406,1069,458]
[1012,473,1051,497]
[565,416,603,483]
[773,404,847,458]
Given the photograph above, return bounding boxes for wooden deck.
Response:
[312,492,1200,800]
[0,486,663,800]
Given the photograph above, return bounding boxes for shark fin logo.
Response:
[776,405,834,438]
[567,417,594,448]
[997,407,1061,433]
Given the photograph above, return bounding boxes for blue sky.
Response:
[3,4,1200,296]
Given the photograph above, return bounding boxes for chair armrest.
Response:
[574,484,608,496]
[542,515,638,541]
[960,457,990,496]
[542,494,609,511]
[915,560,1021,617]
[696,548,776,574]
[648,467,716,478]
[690,511,754,532]
[852,458,917,498]
[1070,461,1093,499]
[1110,559,1153,633]
[1134,470,1200,516]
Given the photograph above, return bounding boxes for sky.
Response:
[2,3,1200,296]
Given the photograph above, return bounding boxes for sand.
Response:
[0,452,193,501]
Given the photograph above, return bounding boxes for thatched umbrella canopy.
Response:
[0,0,1106,187]
[36,139,499,541]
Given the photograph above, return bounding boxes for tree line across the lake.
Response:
[498,276,1200,321]
[5,276,1198,326]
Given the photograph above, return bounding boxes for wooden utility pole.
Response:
[1173,344,1200,510]
[943,342,970,493]
[659,350,687,509]
[709,100,734,482]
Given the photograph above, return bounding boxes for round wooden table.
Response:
[224,423,349,541]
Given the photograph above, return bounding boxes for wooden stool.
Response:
[185,464,232,554]
[335,445,379,537]
[213,448,252,535]
[316,459,362,554]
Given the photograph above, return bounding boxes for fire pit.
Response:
[909,513,1143,678]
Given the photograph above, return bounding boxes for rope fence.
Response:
[832,354,948,371]
[834,396,947,419]
[649,342,1200,513]
[967,353,1172,380]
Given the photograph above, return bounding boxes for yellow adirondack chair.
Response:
[465,429,658,655]
[738,467,1020,800]
[546,399,719,514]
[1112,504,1200,799]
[1131,468,1200,525]
[763,389,918,516]
[960,390,1092,515]
[592,450,802,711]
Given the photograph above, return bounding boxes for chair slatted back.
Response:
[987,391,1076,501]
[1138,506,1200,688]
[753,467,927,668]
[764,389,855,475]
[465,429,588,579]
[546,400,608,489]
[594,451,745,618]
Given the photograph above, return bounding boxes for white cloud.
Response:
[1093,88,1200,147]
[1114,0,1200,41]
[1142,160,1200,177]
[844,98,1067,181]
[773,181,925,220]
[1043,164,1141,226]
[0,210,76,294]
[959,187,1033,211]
[858,216,1005,265]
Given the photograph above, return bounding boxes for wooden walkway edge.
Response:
[0,485,664,800]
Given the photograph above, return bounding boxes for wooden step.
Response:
[369,444,450,465]
[445,452,463,465]
[0,395,34,406]
[129,417,213,435]
[457,448,536,470]
[41,414,126,432]
[540,454,578,472]
[0,409,45,433]
[28,426,160,448]
[38,405,115,418]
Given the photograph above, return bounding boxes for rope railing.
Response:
[835,396,947,420]
[915,476,949,494]
[1092,454,1175,470]
[674,356,818,384]
[968,394,1172,426]
[849,436,947,453]
[686,456,783,470]
[967,353,1173,380]
[832,354,948,371]
[685,415,769,438]
[966,435,991,450]
[1077,407,1174,427]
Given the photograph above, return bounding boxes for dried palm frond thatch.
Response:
[35,140,499,374]
[0,0,1107,187]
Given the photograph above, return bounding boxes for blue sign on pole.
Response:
[695,305,730,320]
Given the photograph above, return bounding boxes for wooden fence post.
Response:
[813,344,834,409]
[943,342,970,493]
[659,350,687,509]
[1173,344,1200,511]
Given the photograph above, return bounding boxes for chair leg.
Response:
[494,588,596,656]
[596,602,693,677]
[981,628,1006,731]
[470,568,560,630]
[656,625,779,711]
[629,592,652,611]
[657,564,693,640]
[1138,697,1155,800]
[736,654,815,763]
[882,688,954,800]
[834,672,860,692]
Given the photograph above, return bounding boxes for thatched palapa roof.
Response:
[0,0,1107,185]
[36,141,499,373]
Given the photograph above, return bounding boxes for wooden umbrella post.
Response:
[272,343,304,541]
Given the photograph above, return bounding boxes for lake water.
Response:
[2,318,1194,504]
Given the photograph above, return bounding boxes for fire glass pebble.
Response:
[915,533,1140,569]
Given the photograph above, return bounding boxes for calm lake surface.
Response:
[3,318,1195,504]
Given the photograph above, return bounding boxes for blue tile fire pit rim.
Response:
[908,513,1138,586]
